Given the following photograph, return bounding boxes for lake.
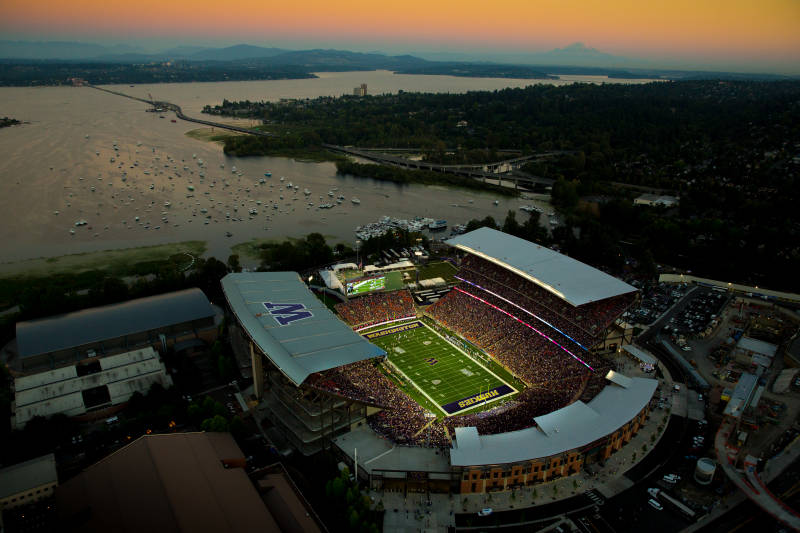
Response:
[0,71,656,265]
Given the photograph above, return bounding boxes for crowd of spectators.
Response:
[307,359,450,447]
[335,290,416,328]
[429,289,591,392]
[458,255,635,347]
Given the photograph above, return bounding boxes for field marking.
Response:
[370,320,517,416]
[420,321,518,397]
[383,358,449,416]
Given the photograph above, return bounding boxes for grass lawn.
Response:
[365,321,517,417]
[184,127,239,144]
[417,261,458,284]
[0,241,206,279]
[314,290,340,312]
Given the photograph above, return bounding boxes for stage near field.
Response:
[362,320,517,416]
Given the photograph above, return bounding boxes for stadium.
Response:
[222,227,658,494]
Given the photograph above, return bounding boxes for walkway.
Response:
[715,419,800,530]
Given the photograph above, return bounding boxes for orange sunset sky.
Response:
[2,0,799,73]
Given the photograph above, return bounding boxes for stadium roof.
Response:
[0,453,57,500]
[16,288,215,359]
[221,272,386,386]
[605,370,633,388]
[450,377,657,466]
[446,227,636,306]
[623,345,657,366]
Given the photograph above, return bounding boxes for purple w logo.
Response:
[263,302,314,326]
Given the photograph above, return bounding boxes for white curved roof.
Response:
[221,272,385,386]
[450,376,657,466]
[446,227,636,306]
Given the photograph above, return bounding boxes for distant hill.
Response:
[0,40,794,81]
[254,49,430,70]
[0,40,145,60]
[187,44,287,61]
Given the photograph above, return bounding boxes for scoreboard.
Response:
[346,275,386,296]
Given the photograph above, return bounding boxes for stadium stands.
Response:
[307,360,450,448]
[457,255,635,347]
[335,290,416,329]
[313,249,632,449]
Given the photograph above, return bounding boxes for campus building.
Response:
[10,289,220,428]
[14,288,219,373]
[0,454,58,513]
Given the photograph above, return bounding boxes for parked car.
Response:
[477,508,493,516]
[648,499,663,511]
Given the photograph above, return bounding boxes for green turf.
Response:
[366,321,516,417]
[383,271,405,291]
[417,261,458,284]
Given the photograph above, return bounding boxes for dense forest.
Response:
[334,160,517,195]
[209,81,800,291]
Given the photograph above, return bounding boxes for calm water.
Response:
[0,71,656,264]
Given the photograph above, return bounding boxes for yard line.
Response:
[420,321,517,396]
[383,358,448,416]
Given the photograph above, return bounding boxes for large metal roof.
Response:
[736,337,778,358]
[0,453,57,499]
[16,288,215,359]
[450,376,657,466]
[221,272,386,386]
[446,227,637,306]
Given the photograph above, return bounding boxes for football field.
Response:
[363,321,516,416]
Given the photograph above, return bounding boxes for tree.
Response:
[330,477,346,500]
[348,508,360,530]
[465,216,498,233]
[502,210,521,236]
[201,415,229,432]
[227,254,242,273]
[101,276,129,303]
[521,213,548,243]
[551,177,579,209]
[228,416,245,438]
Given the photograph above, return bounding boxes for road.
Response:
[89,85,276,138]
[324,143,559,188]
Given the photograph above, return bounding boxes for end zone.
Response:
[442,384,515,415]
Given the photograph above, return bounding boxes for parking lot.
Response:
[629,283,691,326]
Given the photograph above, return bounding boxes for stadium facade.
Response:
[451,376,656,493]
